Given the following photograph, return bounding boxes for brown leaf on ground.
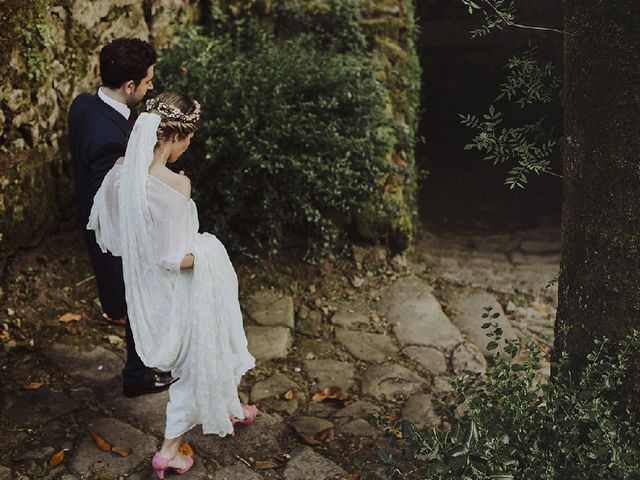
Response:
[48,450,65,467]
[315,426,335,443]
[255,460,280,470]
[283,389,295,400]
[299,433,322,446]
[179,442,193,458]
[234,455,252,467]
[22,381,44,390]
[90,431,112,452]
[340,475,359,480]
[531,302,554,314]
[88,404,100,412]
[110,446,130,457]
[311,386,342,402]
[58,313,82,323]
[273,453,290,463]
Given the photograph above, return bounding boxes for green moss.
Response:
[0,0,53,84]
[360,16,406,43]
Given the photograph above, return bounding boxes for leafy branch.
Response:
[497,45,561,108]
[461,0,565,37]
[459,106,559,189]
[459,3,563,188]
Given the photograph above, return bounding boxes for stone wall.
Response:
[0,0,200,271]
[357,0,421,251]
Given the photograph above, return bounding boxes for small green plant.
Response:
[379,311,640,479]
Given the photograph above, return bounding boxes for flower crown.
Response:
[145,97,201,123]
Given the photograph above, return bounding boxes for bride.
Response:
[87,91,257,478]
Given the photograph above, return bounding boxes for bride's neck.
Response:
[151,143,172,167]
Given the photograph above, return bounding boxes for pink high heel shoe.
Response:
[231,404,259,425]
[228,404,259,437]
[151,451,194,479]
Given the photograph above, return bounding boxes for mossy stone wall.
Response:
[0,0,200,271]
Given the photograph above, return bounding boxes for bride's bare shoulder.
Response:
[169,172,191,199]
[150,166,191,199]
[115,157,124,166]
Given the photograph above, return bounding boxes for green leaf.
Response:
[378,450,394,464]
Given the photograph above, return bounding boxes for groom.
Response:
[68,37,175,397]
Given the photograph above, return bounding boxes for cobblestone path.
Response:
[0,224,560,479]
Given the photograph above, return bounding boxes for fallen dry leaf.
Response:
[315,427,335,443]
[299,433,322,446]
[274,453,290,463]
[340,475,359,480]
[22,381,44,390]
[234,455,252,467]
[255,460,279,470]
[179,442,193,458]
[88,404,100,412]
[283,390,295,400]
[90,431,112,452]
[58,313,82,323]
[311,386,342,402]
[110,446,130,457]
[531,302,554,314]
[48,450,65,468]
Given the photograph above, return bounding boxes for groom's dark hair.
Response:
[99,38,157,88]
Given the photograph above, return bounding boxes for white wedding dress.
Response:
[87,113,255,438]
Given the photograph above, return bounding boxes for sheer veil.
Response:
[117,112,188,370]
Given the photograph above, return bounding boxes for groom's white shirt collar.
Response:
[98,87,131,120]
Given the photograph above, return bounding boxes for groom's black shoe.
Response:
[123,371,178,398]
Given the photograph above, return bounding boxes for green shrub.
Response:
[156,28,401,259]
[379,312,640,479]
[272,0,368,53]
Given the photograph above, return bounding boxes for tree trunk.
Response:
[554,1,640,376]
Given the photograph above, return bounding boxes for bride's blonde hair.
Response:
[145,91,200,143]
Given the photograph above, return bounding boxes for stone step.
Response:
[379,275,463,349]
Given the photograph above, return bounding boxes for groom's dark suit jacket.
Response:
[69,93,131,224]
[68,92,147,385]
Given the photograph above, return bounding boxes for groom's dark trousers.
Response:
[68,92,147,390]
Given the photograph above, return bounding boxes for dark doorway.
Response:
[415,1,564,232]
